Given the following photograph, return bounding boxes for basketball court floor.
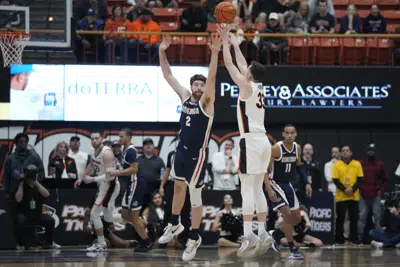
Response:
[0,246,398,267]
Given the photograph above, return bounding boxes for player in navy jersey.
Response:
[158,33,221,261]
[265,124,312,260]
[106,128,152,252]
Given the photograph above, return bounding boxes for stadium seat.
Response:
[288,38,310,65]
[151,8,180,22]
[207,23,217,32]
[381,11,400,20]
[160,22,179,31]
[357,10,370,18]
[332,0,349,5]
[386,24,400,33]
[366,38,394,65]
[375,0,399,5]
[182,36,209,64]
[165,36,183,64]
[353,0,374,5]
[341,38,366,65]
[311,38,340,65]
[335,9,347,19]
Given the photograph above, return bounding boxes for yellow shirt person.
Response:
[332,146,364,202]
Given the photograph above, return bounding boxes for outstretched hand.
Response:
[217,24,230,42]
[160,35,172,51]
[208,32,222,53]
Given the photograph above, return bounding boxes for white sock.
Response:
[258,221,266,236]
[97,235,105,245]
[244,221,253,237]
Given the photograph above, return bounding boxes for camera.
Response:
[23,165,38,182]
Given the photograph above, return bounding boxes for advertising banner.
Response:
[216,66,400,124]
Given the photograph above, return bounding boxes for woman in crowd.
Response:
[212,194,242,247]
[285,1,311,33]
[48,141,77,179]
[142,192,165,242]
[274,205,323,247]
[340,4,361,34]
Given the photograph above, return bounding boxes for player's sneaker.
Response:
[135,239,153,252]
[182,235,202,261]
[269,230,281,253]
[237,233,260,257]
[158,223,184,244]
[288,247,304,260]
[254,232,274,256]
[86,243,107,252]
[371,241,383,249]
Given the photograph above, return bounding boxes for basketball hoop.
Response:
[0,32,31,67]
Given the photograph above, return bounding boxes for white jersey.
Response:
[237,81,266,136]
[91,145,116,192]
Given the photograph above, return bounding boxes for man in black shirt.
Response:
[15,165,55,249]
[310,0,335,34]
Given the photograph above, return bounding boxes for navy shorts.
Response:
[171,147,207,188]
[270,180,299,211]
[122,178,146,211]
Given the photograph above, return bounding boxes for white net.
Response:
[0,32,30,67]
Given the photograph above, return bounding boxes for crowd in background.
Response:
[1,131,400,249]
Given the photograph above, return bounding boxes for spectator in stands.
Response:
[358,143,387,244]
[142,192,165,242]
[129,14,161,64]
[252,0,299,22]
[74,0,108,20]
[237,16,260,64]
[48,141,78,179]
[147,0,178,8]
[255,12,267,24]
[302,143,325,192]
[363,5,386,34]
[68,136,90,180]
[111,140,122,166]
[127,0,156,22]
[137,138,165,210]
[259,12,288,65]
[324,146,340,195]
[104,5,131,63]
[284,1,311,33]
[236,0,252,21]
[2,133,45,249]
[308,0,334,18]
[180,3,208,32]
[332,145,363,244]
[203,0,219,22]
[340,4,361,34]
[15,165,58,249]
[75,8,105,63]
[211,138,239,191]
[310,0,335,34]
[396,27,400,65]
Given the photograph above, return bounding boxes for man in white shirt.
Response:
[68,136,90,179]
[211,138,239,191]
[324,146,340,195]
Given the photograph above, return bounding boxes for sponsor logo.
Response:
[309,207,333,233]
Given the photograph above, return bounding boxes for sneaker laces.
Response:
[184,239,196,254]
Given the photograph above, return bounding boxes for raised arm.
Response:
[217,25,251,98]
[230,32,248,75]
[159,35,191,102]
[200,33,221,114]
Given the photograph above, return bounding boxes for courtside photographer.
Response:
[15,165,57,249]
[370,193,400,248]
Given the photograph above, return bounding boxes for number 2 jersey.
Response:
[178,97,213,151]
[237,82,266,136]
[272,141,298,183]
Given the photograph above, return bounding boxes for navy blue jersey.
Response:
[272,141,298,183]
[121,144,140,180]
[178,98,213,151]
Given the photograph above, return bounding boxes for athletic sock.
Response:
[97,235,105,245]
[258,221,266,236]
[171,214,180,226]
[189,228,200,241]
[288,241,296,250]
[244,221,253,237]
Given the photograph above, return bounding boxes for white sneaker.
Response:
[158,223,184,244]
[182,235,202,261]
[86,243,107,252]
[237,233,260,257]
[254,232,274,256]
[371,241,383,249]
[52,242,61,249]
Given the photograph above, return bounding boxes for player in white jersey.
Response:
[74,131,120,252]
[218,24,274,257]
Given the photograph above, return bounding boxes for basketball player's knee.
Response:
[189,186,202,208]
[174,180,187,193]
[292,211,302,225]
[90,207,103,229]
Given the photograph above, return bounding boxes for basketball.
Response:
[215,1,237,24]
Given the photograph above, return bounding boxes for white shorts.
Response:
[238,133,271,174]
[94,181,120,209]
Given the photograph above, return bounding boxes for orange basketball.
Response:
[214,1,237,24]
